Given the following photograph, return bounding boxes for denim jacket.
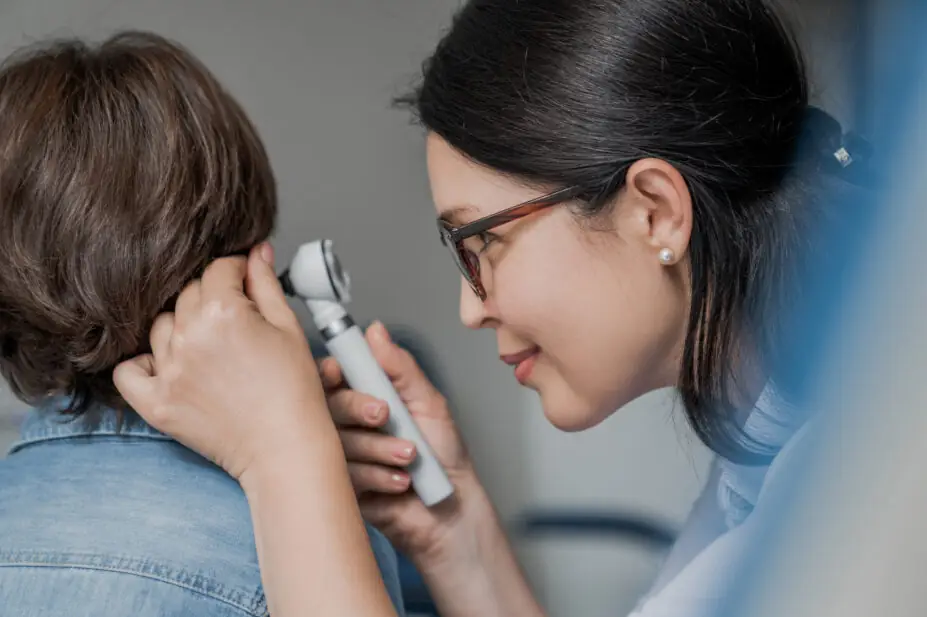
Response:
[0,403,405,616]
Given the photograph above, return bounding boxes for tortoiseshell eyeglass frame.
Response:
[437,185,584,300]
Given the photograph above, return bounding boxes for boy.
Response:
[0,31,404,616]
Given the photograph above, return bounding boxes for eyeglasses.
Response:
[437,185,583,300]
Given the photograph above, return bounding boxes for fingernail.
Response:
[370,320,390,343]
[364,402,384,422]
[260,242,274,265]
[392,473,409,487]
[396,446,416,462]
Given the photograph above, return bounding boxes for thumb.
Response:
[112,354,158,416]
[366,321,441,407]
[246,243,299,332]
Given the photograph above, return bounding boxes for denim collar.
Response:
[9,398,170,455]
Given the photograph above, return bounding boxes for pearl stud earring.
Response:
[658,248,675,264]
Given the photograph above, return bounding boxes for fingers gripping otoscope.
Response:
[277,240,455,507]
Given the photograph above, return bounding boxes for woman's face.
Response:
[426,134,693,431]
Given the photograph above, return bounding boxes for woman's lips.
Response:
[500,347,540,385]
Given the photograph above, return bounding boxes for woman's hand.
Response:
[113,244,336,483]
[320,322,483,562]
[114,244,399,617]
[324,328,548,617]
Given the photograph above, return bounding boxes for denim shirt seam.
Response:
[10,403,173,454]
[8,430,175,454]
[0,549,267,616]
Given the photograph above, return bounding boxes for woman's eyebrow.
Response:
[438,204,477,226]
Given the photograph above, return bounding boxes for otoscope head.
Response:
[278,239,351,304]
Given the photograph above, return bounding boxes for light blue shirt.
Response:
[0,402,406,616]
[631,383,810,616]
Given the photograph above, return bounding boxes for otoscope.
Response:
[277,239,454,507]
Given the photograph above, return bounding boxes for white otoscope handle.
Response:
[324,325,454,506]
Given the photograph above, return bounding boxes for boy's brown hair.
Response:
[0,31,277,413]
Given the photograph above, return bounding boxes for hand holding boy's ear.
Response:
[114,243,339,482]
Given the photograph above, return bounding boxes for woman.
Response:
[113,0,871,615]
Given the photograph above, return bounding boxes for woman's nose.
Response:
[459,277,487,329]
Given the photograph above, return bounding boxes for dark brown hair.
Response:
[397,0,857,463]
[0,31,277,414]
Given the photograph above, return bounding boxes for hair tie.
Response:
[803,106,875,187]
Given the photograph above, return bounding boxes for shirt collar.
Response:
[716,381,806,528]
[8,397,170,454]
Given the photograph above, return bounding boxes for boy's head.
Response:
[0,31,277,413]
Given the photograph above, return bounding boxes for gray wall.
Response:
[782,0,861,125]
[0,0,865,614]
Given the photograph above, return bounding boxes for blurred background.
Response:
[0,0,898,614]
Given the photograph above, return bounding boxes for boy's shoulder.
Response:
[0,403,406,616]
[0,404,267,615]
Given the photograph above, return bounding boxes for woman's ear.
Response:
[611,158,693,265]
